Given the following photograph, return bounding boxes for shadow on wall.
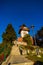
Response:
[34,61,43,65]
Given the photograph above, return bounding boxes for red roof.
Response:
[17,37,23,42]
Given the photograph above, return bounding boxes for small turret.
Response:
[18,24,30,38]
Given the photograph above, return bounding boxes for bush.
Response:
[23,34,32,45]
[0,52,4,64]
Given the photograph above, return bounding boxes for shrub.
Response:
[23,34,32,45]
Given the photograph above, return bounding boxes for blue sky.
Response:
[0,0,43,43]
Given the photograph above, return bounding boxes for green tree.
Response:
[2,24,17,43]
[37,27,43,38]
[36,27,43,47]
[23,34,32,46]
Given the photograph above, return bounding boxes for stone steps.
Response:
[2,45,34,65]
[2,55,34,65]
[11,62,34,65]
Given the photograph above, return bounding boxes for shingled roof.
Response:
[18,24,30,34]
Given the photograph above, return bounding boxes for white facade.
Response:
[21,30,28,38]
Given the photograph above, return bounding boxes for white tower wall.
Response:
[21,30,28,38]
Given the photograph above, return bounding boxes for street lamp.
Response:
[31,25,35,37]
[31,25,39,55]
[30,25,37,45]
